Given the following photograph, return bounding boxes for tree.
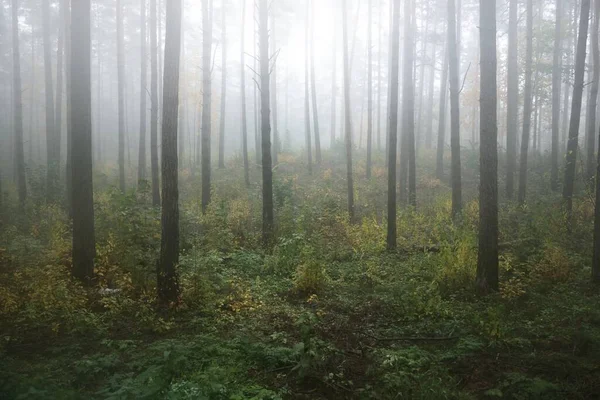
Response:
[201,0,212,212]
[551,0,562,191]
[71,0,96,283]
[310,1,321,166]
[139,0,148,183]
[42,0,57,202]
[436,48,448,180]
[218,0,227,169]
[331,13,337,149]
[563,0,591,212]
[386,0,400,250]
[304,0,312,174]
[65,0,72,214]
[448,0,462,216]
[342,0,354,220]
[158,0,182,305]
[259,0,273,246]
[151,0,160,205]
[270,8,279,164]
[12,0,26,208]
[518,0,534,204]
[476,0,499,293]
[586,0,599,182]
[366,0,373,179]
[55,0,65,167]
[401,0,416,208]
[240,0,249,187]
[117,0,126,192]
[506,0,518,199]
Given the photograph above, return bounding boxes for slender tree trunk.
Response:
[387,0,400,250]
[385,0,393,164]
[42,0,57,203]
[562,2,574,151]
[426,12,438,150]
[448,0,462,216]
[55,0,64,167]
[436,47,448,180]
[310,0,321,166]
[139,0,148,183]
[331,14,337,149]
[218,0,226,169]
[592,0,600,282]
[506,0,519,199]
[476,0,499,293]
[342,0,354,220]
[117,0,126,192]
[271,10,279,164]
[71,0,95,283]
[304,0,312,174]
[518,0,534,204]
[552,0,563,191]
[12,0,26,208]
[586,0,599,182]
[241,0,249,187]
[366,0,373,178]
[151,0,160,205]
[178,0,186,165]
[158,0,182,305]
[402,0,416,208]
[563,0,591,212]
[201,0,212,212]
[253,1,261,164]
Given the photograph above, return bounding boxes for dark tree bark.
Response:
[366,0,373,179]
[271,10,279,164]
[586,0,599,182]
[55,0,64,167]
[259,0,273,246]
[506,0,518,199]
[552,0,563,191]
[65,0,72,215]
[518,0,534,204]
[139,0,148,183]
[117,0,126,192]
[158,0,182,305]
[436,47,448,180]
[402,0,416,208]
[201,0,212,212]
[151,0,160,205]
[386,0,400,250]
[563,0,591,212]
[12,0,26,208]
[71,0,95,283]
[241,0,249,187]
[218,0,226,169]
[342,0,354,220]
[476,0,499,293]
[448,0,462,216]
[42,0,57,203]
[304,0,312,174]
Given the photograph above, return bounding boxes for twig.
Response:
[459,62,472,94]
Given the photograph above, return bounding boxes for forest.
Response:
[1,0,600,398]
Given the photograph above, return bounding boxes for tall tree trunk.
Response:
[253,2,261,164]
[385,0,393,164]
[436,47,448,180]
[117,0,126,192]
[342,0,354,220]
[151,0,160,205]
[376,0,382,152]
[426,11,438,150]
[55,0,64,167]
[586,0,599,182]
[178,0,186,165]
[139,0,148,183]
[42,0,57,203]
[201,0,212,212]
[386,0,400,250]
[563,0,591,212]
[310,0,321,166]
[304,0,312,174]
[71,0,95,283]
[65,0,72,213]
[402,0,416,208]
[12,0,26,208]
[518,0,534,204]
[448,0,462,216]
[331,14,337,148]
[241,0,249,187]
[271,10,279,164]
[552,0,563,191]
[476,0,499,293]
[218,0,226,169]
[366,0,373,178]
[259,0,273,246]
[562,2,574,151]
[506,0,519,199]
[158,0,182,305]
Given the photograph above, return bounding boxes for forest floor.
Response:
[1,149,600,399]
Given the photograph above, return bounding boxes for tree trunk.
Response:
[117,0,126,192]
[271,10,279,164]
[342,0,355,221]
[151,0,160,205]
[402,0,416,208]
[139,0,148,183]
[259,0,273,246]
[218,0,226,169]
[506,0,519,199]
[331,14,337,148]
[71,0,95,284]
[563,0,591,212]
[386,0,400,250]
[476,0,499,293]
[55,0,64,167]
[201,0,212,212]
[426,11,438,150]
[586,0,599,182]
[158,0,182,305]
[366,0,373,179]
[376,0,382,152]
[12,0,26,208]
[436,47,448,180]
[448,0,462,216]
[241,0,249,187]
[552,0,563,191]
[518,0,534,204]
[304,0,312,175]
[310,0,321,166]
[42,0,57,203]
